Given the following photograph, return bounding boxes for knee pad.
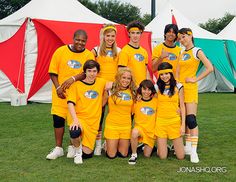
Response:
[82,151,93,159]
[117,151,128,158]
[53,115,65,128]
[106,152,117,159]
[69,128,81,139]
[186,114,198,129]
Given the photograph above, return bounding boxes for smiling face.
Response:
[104,30,116,47]
[178,33,192,48]
[73,34,87,51]
[159,72,171,84]
[165,28,177,43]
[120,71,132,89]
[141,87,152,100]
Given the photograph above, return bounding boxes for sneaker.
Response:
[46,146,64,160]
[128,154,137,165]
[74,153,83,164]
[67,145,76,158]
[190,152,199,163]
[184,146,191,155]
[94,146,102,156]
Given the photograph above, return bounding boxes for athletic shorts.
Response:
[104,127,131,140]
[183,83,198,104]
[134,126,155,148]
[51,90,68,119]
[155,117,181,139]
[80,121,98,150]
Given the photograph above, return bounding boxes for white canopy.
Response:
[0,0,112,24]
[217,17,236,41]
[146,2,219,40]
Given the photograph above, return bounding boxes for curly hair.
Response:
[111,67,137,104]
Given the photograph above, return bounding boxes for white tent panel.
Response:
[146,2,219,40]
[217,17,236,41]
[0,0,112,24]
[0,0,116,103]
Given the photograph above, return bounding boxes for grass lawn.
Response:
[0,93,235,182]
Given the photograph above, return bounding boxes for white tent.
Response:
[0,0,113,103]
[146,2,234,92]
[218,17,236,41]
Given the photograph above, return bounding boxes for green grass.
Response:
[0,93,236,182]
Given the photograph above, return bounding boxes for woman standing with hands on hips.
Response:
[177,28,213,163]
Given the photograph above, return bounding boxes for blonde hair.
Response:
[111,67,137,104]
[99,24,118,58]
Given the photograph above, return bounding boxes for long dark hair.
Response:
[156,62,176,97]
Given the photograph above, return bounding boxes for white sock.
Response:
[191,136,198,154]
[96,139,102,148]
[132,153,137,158]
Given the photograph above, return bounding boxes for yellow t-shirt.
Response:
[48,45,95,117]
[67,78,106,130]
[156,83,183,121]
[133,97,158,136]
[105,89,134,130]
[118,44,148,86]
[94,46,120,82]
[152,43,181,76]
[178,47,201,89]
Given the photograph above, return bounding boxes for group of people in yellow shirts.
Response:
[46,20,213,165]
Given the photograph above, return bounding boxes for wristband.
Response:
[56,85,61,90]
[72,76,76,82]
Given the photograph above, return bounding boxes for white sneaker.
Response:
[94,146,102,156]
[74,153,83,164]
[46,146,64,160]
[128,154,137,165]
[67,145,76,158]
[184,146,191,155]
[190,152,199,163]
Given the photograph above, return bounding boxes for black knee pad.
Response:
[69,128,81,139]
[186,114,198,129]
[82,151,93,159]
[53,115,65,128]
[117,151,128,158]
[106,152,117,159]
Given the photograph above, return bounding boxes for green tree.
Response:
[78,0,98,13]
[142,14,152,26]
[199,13,235,34]
[0,0,30,19]
[79,0,151,25]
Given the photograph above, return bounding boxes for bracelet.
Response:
[56,85,61,90]
[72,76,76,82]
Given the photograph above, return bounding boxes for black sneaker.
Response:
[128,154,137,165]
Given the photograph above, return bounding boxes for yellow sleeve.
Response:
[87,51,95,60]
[118,49,129,67]
[152,45,161,60]
[67,83,78,104]
[144,49,148,65]
[48,48,61,74]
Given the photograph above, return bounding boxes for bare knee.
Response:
[131,129,139,139]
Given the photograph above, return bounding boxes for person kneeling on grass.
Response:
[155,62,185,160]
[128,79,157,165]
[67,60,108,164]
